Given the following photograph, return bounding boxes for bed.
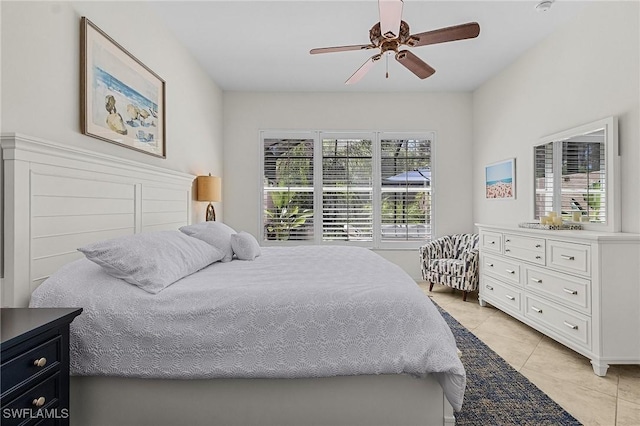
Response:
[2,134,465,426]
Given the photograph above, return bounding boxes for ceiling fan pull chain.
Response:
[386,53,389,79]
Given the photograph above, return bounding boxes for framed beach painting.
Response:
[485,158,516,199]
[81,17,166,158]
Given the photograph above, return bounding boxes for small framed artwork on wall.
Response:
[485,158,515,199]
[81,17,166,158]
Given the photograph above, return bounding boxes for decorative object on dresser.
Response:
[81,17,166,158]
[196,174,221,221]
[1,308,82,426]
[476,224,640,376]
[420,233,480,301]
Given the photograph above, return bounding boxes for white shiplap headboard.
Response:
[1,133,195,307]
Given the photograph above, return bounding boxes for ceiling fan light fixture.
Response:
[535,1,554,12]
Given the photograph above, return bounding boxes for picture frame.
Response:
[81,17,166,158]
[485,158,516,199]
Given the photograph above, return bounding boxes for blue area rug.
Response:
[435,302,583,426]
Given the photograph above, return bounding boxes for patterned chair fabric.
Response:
[419,234,480,300]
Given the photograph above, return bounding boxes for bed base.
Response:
[71,374,455,426]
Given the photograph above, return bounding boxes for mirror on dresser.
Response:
[533,116,620,232]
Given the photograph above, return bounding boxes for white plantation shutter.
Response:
[561,139,606,223]
[534,142,554,219]
[534,133,606,223]
[380,137,432,241]
[261,131,435,247]
[263,137,314,241]
[321,136,373,241]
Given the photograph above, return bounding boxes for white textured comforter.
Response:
[30,246,466,411]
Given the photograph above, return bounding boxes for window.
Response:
[261,131,434,247]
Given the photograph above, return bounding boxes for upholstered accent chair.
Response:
[420,233,480,301]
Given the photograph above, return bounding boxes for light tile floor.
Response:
[419,283,640,426]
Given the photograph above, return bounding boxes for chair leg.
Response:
[429,282,435,292]
[462,291,468,302]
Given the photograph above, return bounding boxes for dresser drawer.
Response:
[525,296,590,349]
[481,231,502,252]
[1,336,62,394]
[504,234,545,253]
[525,266,591,314]
[482,255,521,285]
[2,373,60,426]
[504,245,546,265]
[547,240,590,276]
[481,276,522,314]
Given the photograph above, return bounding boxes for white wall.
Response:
[223,92,474,278]
[473,2,640,233]
[0,1,224,289]
[1,1,224,223]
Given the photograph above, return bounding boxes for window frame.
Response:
[259,130,436,249]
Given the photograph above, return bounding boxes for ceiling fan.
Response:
[309,0,480,84]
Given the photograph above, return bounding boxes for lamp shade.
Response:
[197,175,221,202]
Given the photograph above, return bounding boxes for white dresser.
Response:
[476,224,640,376]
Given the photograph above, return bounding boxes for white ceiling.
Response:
[151,1,587,92]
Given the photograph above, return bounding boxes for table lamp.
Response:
[197,174,221,221]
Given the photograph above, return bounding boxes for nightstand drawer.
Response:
[1,336,61,395]
[2,372,60,426]
[547,240,590,276]
[481,231,503,252]
[482,255,521,285]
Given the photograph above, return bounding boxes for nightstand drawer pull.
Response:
[505,239,511,242]
[505,269,515,274]
[32,397,46,407]
[564,321,578,330]
[490,241,495,245]
[535,244,542,248]
[532,306,543,313]
[505,249,511,253]
[486,263,494,267]
[560,254,575,260]
[535,255,542,260]
[530,278,542,283]
[563,288,578,295]
[34,357,47,368]
[505,294,516,301]
[485,285,494,291]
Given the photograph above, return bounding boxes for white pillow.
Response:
[230,232,262,261]
[179,222,236,262]
[78,231,223,294]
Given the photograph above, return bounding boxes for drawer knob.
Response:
[33,357,47,368]
[490,241,495,245]
[486,263,494,267]
[505,239,511,242]
[560,254,575,261]
[505,249,511,252]
[32,397,46,407]
[505,295,516,301]
[535,244,542,248]
[505,269,515,274]
[535,255,542,260]
[531,278,542,283]
[532,306,543,313]
[564,321,578,330]
[485,285,494,291]
[563,288,578,295]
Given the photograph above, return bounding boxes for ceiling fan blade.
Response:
[345,54,382,85]
[379,0,403,39]
[310,44,375,55]
[395,50,435,79]
[409,22,480,47]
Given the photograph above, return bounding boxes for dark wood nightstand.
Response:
[1,308,82,426]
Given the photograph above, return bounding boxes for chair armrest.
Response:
[460,248,479,270]
[420,240,444,260]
